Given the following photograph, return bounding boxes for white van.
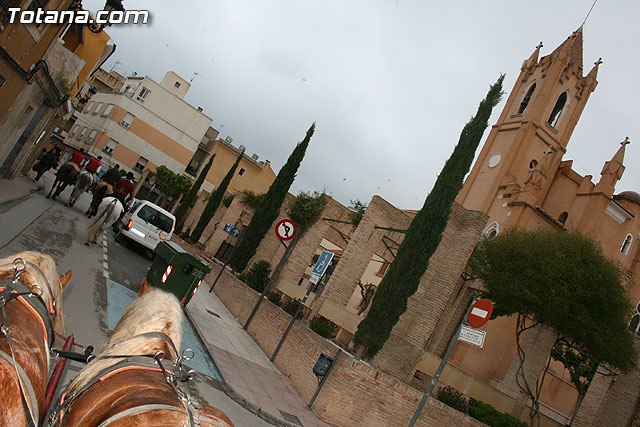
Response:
[116,200,176,252]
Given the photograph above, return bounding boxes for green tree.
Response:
[189,150,244,243]
[353,76,505,359]
[229,123,315,272]
[151,165,192,201]
[241,260,272,292]
[470,229,635,426]
[174,154,216,234]
[287,191,327,234]
[348,199,367,227]
[241,190,265,209]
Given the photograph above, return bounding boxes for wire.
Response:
[582,0,598,27]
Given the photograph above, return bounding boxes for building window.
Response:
[120,112,134,129]
[547,91,568,128]
[529,159,538,170]
[518,82,536,114]
[238,168,245,176]
[102,104,114,117]
[92,102,103,115]
[103,139,118,155]
[86,130,98,144]
[84,101,94,114]
[134,157,148,173]
[558,212,568,226]
[1,1,22,31]
[482,222,499,239]
[77,127,87,141]
[136,86,151,103]
[174,81,181,88]
[70,125,79,137]
[0,73,5,88]
[27,0,47,28]
[621,234,633,255]
[376,262,389,277]
[629,302,640,336]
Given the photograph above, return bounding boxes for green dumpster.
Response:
[143,241,211,306]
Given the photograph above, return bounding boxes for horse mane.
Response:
[0,251,65,334]
[69,289,183,394]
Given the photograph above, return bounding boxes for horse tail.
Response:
[87,199,117,243]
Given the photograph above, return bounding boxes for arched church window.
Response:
[629,301,640,336]
[558,212,568,226]
[481,222,499,239]
[547,91,568,128]
[621,234,633,255]
[518,82,536,114]
[529,159,538,170]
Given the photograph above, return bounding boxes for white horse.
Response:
[68,170,94,208]
[86,196,124,245]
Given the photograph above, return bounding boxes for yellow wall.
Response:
[67,28,113,98]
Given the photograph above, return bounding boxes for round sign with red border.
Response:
[468,298,493,329]
[275,219,297,241]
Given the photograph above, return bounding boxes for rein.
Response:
[0,258,57,427]
[51,331,201,427]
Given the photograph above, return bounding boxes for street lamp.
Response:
[70,0,125,33]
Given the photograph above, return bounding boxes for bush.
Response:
[243,260,272,292]
[267,293,281,306]
[223,194,235,208]
[436,385,469,414]
[282,299,302,319]
[309,316,336,338]
[468,399,528,427]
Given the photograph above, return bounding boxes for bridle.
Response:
[51,332,204,426]
[0,258,58,427]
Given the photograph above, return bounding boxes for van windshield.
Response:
[137,205,174,233]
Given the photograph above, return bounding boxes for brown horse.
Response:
[53,289,234,427]
[47,162,80,200]
[85,180,113,218]
[0,251,70,427]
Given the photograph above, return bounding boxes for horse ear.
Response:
[59,270,72,289]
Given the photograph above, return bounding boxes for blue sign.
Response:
[223,223,242,238]
[312,250,335,277]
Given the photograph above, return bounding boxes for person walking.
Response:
[34,148,60,182]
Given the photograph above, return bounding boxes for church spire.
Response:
[550,27,584,70]
[594,137,629,197]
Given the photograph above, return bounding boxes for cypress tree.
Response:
[229,123,315,272]
[353,76,505,359]
[175,154,216,234]
[190,150,244,243]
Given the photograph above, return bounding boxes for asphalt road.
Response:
[0,175,272,426]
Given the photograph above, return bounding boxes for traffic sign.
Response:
[223,223,242,238]
[459,325,486,348]
[312,250,334,277]
[467,298,493,329]
[275,219,297,241]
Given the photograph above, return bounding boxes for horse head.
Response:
[68,289,183,394]
[0,251,70,335]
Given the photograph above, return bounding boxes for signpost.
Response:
[244,219,300,330]
[270,250,335,362]
[408,297,494,426]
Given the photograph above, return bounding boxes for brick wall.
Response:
[272,196,352,298]
[371,203,488,380]
[318,195,413,310]
[573,340,640,427]
[209,269,487,427]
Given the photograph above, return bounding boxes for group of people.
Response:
[33,147,136,217]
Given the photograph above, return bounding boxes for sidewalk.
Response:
[0,173,44,208]
[186,285,333,427]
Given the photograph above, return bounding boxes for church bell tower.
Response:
[457,27,601,230]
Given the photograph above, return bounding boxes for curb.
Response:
[0,185,43,208]
[184,306,296,427]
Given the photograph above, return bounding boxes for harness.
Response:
[0,258,57,427]
[51,332,203,427]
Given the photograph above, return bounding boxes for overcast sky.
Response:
[83,0,639,209]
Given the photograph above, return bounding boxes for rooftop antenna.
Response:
[109,61,121,73]
[582,0,598,26]
[190,72,202,84]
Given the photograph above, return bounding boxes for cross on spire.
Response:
[595,58,603,67]
[621,136,630,147]
[536,42,543,50]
